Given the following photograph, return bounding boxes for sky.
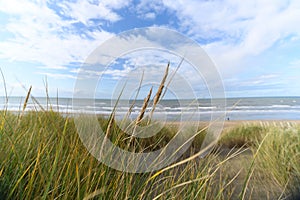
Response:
[0,0,300,98]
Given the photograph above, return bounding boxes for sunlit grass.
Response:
[0,109,299,199]
[0,64,299,199]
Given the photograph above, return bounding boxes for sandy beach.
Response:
[167,119,300,131]
[193,119,300,130]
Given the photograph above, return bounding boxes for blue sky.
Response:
[0,0,300,98]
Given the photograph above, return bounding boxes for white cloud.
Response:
[134,0,165,20]
[36,72,77,80]
[100,0,132,10]
[160,0,300,77]
[37,65,68,70]
[0,0,116,70]
[223,73,285,97]
[144,12,156,20]
[60,0,126,25]
[289,59,300,69]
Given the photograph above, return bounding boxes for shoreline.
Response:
[2,109,300,132]
[2,109,300,124]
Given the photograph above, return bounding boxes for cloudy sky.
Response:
[0,0,300,98]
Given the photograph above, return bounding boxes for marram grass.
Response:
[0,63,299,199]
[0,109,300,199]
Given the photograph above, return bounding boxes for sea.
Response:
[1,96,300,121]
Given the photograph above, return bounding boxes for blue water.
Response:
[1,96,300,121]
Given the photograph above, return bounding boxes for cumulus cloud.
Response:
[59,0,129,24]
[0,0,128,71]
[160,0,300,75]
[36,72,77,80]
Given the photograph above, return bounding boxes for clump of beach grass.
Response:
[219,125,266,148]
[253,125,300,199]
[216,122,300,199]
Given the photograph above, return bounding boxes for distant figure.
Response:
[227,117,230,121]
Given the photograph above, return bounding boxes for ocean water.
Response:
[1,96,300,121]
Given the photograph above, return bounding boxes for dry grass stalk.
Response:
[161,58,183,100]
[18,81,45,112]
[0,68,8,105]
[153,62,169,107]
[122,71,145,134]
[18,85,32,123]
[136,87,153,125]
[22,85,32,112]
[0,68,8,130]
[126,87,152,148]
[148,62,169,123]
[100,113,115,158]
[106,114,115,136]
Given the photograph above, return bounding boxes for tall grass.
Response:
[0,110,230,199]
[219,122,300,199]
[254,125,300,199]
[1,107,300,199]
[0,64,299,199]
